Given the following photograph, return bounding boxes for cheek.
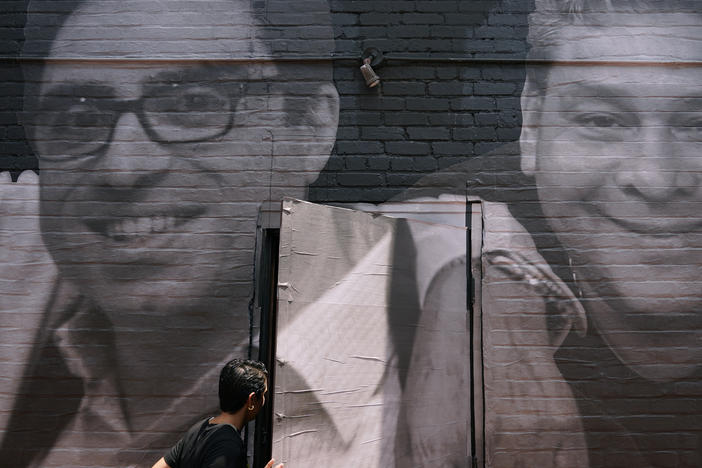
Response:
[39,179,77,249]
[534,137,620,207]
[39,163,102,217]
[535,171,595,209]
[535,126,625,169]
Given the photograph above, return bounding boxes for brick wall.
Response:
[311,0,531,201]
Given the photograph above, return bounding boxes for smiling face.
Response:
[26,0,338,329]
[521,17,702,380]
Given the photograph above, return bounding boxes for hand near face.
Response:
[0,171,57,429]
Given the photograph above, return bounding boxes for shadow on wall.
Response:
[0,0,36,179]
[309,0,531,203]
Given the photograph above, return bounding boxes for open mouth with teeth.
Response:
[83,207,206,242]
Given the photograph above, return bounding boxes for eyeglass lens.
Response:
[30,82,234,160]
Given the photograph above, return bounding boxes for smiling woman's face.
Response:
[28,0,337,327]
[523,21,702,380]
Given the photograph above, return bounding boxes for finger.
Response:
[264,459,274,468]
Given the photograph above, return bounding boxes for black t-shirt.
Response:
[164,418,246,468]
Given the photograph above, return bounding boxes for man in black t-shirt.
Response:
[152,360,283,468]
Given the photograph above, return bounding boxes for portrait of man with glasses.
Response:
[1,0,338,466]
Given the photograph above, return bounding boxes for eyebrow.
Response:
[545,82,643,99]
[546,81,702,100]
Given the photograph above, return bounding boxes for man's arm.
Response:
[156,433,184,468]
[152,457,171,468]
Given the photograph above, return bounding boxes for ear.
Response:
[310,82,340,139]
[273,81,339,185]
[247,391,257,410]
[519,77,541,177]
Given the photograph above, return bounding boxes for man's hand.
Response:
[0,171,58,430]
[265,458,284,468]
[151,457,171,468]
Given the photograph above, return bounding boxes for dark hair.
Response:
[527,0,700,61]
[22,0,333,59]
[219,359,268,413]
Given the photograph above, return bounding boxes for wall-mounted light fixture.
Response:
[360,57,380,87]
[360,48,383,88]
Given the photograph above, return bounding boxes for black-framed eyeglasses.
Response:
[28,82,235,161]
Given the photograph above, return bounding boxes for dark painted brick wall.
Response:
[309,0,532,202]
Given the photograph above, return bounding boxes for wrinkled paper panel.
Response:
[273,198,470,467]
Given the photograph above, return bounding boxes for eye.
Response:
[672,115,702,142]
[146,85,230,114]
[143,83,234,141]
[64,100,109,126]
[177,88,228,112]
[576,113,623,128]
[144,85,232,134]
[53,99,113,135]
[32,95,115,160]
[569,112,635,142]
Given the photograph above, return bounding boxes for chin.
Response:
[628,361,702,383]
[601,330,702,383]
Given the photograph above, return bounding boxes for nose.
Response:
[614,125,699,203]
[90,112,173,189]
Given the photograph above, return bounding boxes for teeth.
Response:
[106,216,180,240]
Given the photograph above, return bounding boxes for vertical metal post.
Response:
[253,228,280,468]
[467,197,484,468]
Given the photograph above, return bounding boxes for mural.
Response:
[275,1,702,467]
[1,0,337,466]
[384,1,702,467]
[2,0,702,467]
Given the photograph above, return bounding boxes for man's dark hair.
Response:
[527,0,700,61]
[219,359,268,413]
